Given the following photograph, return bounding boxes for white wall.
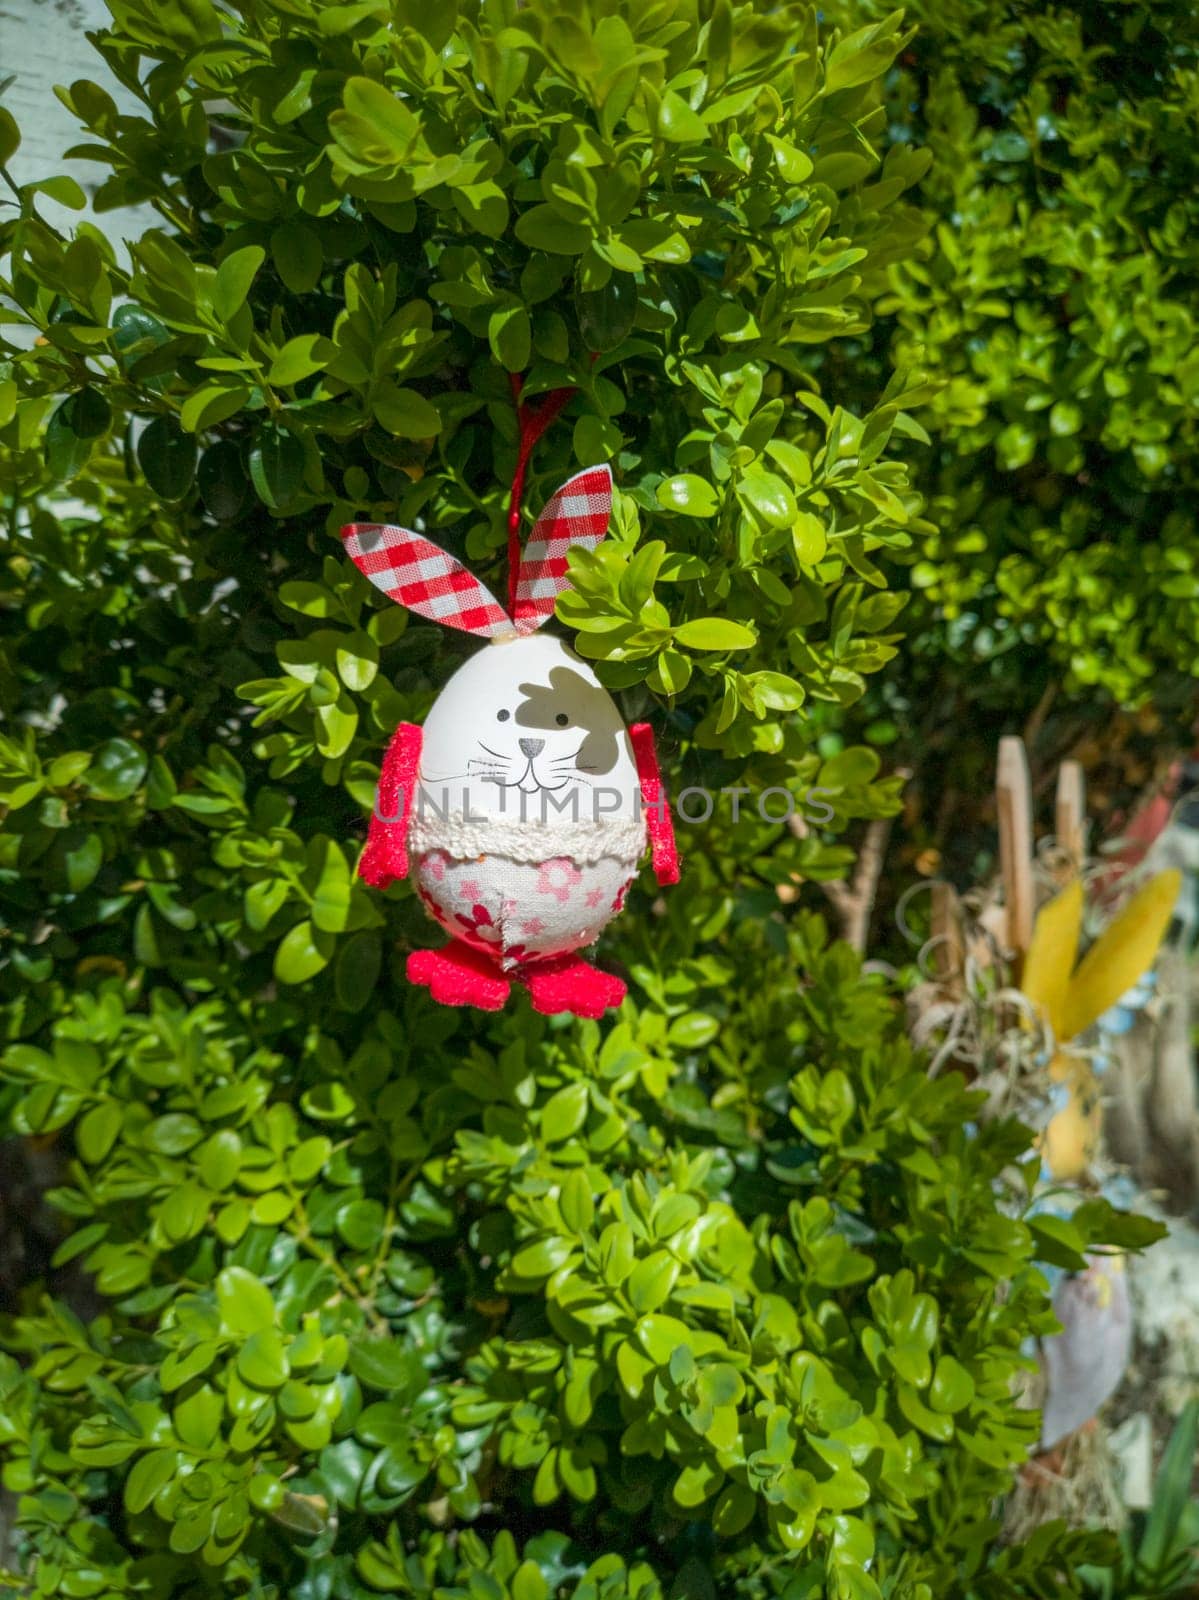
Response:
[0,0,154,259]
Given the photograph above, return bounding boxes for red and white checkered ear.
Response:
[341,524,513,639]
[512,464,613,635]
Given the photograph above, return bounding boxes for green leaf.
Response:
[636,1312,693,1364]
[310,839,352,932]
[269,334,332,387]
[510,1236,577,1278]
[714,1483,756,1537]
[576,273,637,351]
[36,175,87,210]
[825,23,909,92]
[144,1113,203,1155]
[335,631,378,691]
[280,581,338,618]
[238,1329,290,1390]
[372,382,441,438]
[136,416,196,500]
[739,468,796,528]
[674,618,756,650]
[77,1101,122,1165]
[489,305,532,373]
[747,671,805,711]
[249,423,305,509]
[180,381,251,433]
[348,1338,424,1393]
[216,1200,251,1245]
[0,106,20,166]
[246,877,289,933]
[158,1183,209,1243]
[541,1081,589,1143]
[271,222,323,293]
[85,739,147,800]
[512,1562,549,1600]
[1071,1200,1168,1254]
[515,205,593,255]
[198,438,251,519]
[216,1267,277,1336]
[766,134,814,183]
[452,180,510,239]
[649,648,691,696]
[330,77,422,165]
[198,1130,241,1191]
[58,830,103,892]
[895,1381,955,1442]
[657,475,719,516]
[558,1170,595,1235]
[337,1197,386,1250]
[335,931,382,1012]
[249,1473,286,1513]
[929,1356,975,1414]
[595,236,642,274]
[1139,1399,1199,1573]
[673,1459,722,1508]
[667,1012,720,1048]
[275,919,332,984]
[287,1136,332,1184]
[558,1444,597,1502]
[124,1449,177,1514]
[46,390,110,480]
[214,246,265,323]
[792,512,827,565]
[658,90,708,144]
[627,1250,679,1314]
[173,1385,223,1452]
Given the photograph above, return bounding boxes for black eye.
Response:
[497,709,510,722]
[555,713,569,727]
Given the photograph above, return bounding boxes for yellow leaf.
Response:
[1021,878,1084,1040]
[1058,869,1180,1041]
[1040,1055,1102,1182]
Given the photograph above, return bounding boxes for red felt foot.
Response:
[407,941,510,1011]
[518,954,627,1019]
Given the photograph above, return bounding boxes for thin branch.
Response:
[800,770,911,952]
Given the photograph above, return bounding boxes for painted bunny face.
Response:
[418,633,640,823]
[341,463,630,828]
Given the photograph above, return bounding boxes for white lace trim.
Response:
[410,810,646,865]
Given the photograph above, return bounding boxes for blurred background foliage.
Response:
[822,0,1199,887]
[0,1,1188,1597]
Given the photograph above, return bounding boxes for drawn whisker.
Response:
[420,769,478,784]
[478,742,509,761]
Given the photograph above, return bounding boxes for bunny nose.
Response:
[519,738,545,758]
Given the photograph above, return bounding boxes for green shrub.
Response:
[0,917,1148,1598]
[0,2,1157,1597]
[833,0,1199,713]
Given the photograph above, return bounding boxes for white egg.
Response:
[408,633,647,969]
[417,632,641,826]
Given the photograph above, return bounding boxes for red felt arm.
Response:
[359,722,422,888]
[630,722,680,887]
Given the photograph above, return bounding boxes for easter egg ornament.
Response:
[342,454,679,1019]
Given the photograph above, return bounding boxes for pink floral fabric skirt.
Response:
[414,848,637,971]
